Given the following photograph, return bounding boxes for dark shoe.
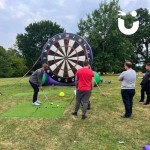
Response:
[71,112,77,116]
[139,100,144,103]
[81,115,87,120]
[121,115,131,118]
[143,102,150,106]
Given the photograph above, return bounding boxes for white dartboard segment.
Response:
[69,45,83,57]
[68,51,76,57]
[68,56,86,61]
[67,39,75,55]
[66,60,71,70]
[50,60,64,71]
[56,50,64,57]
[68,60,82,70]
[48,55,63,61]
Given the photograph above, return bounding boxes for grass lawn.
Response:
[0,76,150,150]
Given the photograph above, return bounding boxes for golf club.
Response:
[41,89,50,103]
[68,90,76,106]
[84,44,107,97]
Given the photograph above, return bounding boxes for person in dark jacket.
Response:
[29,64,49,106]
[140,63,150,106]
[139,71,147,103]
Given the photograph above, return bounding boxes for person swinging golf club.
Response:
[71,60,94,120]
[29,63,49,106]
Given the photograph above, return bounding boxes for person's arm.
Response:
[91,77,94,90]
[90,71,94,90]
[75,72,78,89]
[118,72,124,81]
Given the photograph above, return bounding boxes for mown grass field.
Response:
[0,76,150,150]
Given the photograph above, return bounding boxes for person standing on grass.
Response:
[118,62,136,118]
[140,63,150,106]
[29,63,48,106]
[139,70,147,103]
[71,60,94,120]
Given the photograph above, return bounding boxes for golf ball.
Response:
[57,105,59,107]
[50,103,53,105]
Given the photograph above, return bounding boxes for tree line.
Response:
[0,0,150,77]
[0,46,27,77]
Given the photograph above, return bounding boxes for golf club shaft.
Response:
[94,79,107,97]
[42,89,49,102]
[84,44,106,97]
[69,95,75,105]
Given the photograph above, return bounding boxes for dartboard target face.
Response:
[42,33,93,84]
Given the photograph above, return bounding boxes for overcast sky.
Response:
[0,0,150,49]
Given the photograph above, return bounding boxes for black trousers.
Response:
[29,81,39,103]
[146,89,150,103]
[140,87,145,101]
[121,89,135,117]
[75,90,91,115]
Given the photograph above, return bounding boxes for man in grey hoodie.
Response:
[29,64,48,106]
[118,62,136,118]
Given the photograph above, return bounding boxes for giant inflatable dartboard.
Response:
[41,33,93,85]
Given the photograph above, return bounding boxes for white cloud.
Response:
[119,0,150,12]
[65,15,77,22]
[9,5,27,19]
[0,0,6,9]
[120,0,137,7]
[0,0,150,49]
[55,0,66,6]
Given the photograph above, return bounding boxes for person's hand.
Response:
[39,86,42,90]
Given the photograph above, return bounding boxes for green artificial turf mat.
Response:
[0,101,67,118]
[14,91,73,97]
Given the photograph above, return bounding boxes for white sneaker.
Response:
[36,100,42,104]
[32,102,40,106]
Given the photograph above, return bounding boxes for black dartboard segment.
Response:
[42,33,93,84]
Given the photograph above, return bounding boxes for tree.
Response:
[16,20,64,69]
[0,46,12,77]
[0,46,27,78]
[78,0,135,74]
[128,8,150,65]
[7,48,27,77]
